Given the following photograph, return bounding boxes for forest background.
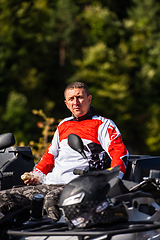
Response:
[1,0,160,161]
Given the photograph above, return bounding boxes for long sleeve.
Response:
[98,119,129,178]
[34,129,60,176]
[35,143,55,175]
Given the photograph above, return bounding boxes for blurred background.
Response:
[0,0,160,158]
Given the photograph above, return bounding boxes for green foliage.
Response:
[146,104,160,154]
[1,0,160,156]
[0,0,79,144]
[4,91,27,122]
[69,1,160,154]
[2,91,28,142]
[81,4,123,46]
[122,0,160,153]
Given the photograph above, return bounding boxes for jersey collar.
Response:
[73,106,98,121]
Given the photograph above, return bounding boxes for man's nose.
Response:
[73,97,79,104]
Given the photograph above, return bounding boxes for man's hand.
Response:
[24,177,39,185]
[21,172,40,186]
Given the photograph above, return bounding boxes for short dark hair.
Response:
[64,82,90,98]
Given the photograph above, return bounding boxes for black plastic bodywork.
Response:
[0,146,34,190]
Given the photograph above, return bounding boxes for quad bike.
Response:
[1,132,160,240]
[0,133,34,190]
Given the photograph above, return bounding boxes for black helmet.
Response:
[59,167,128,228]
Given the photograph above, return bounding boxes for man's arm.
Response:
[109,135,128,175]
[21,147,55,185]
[99,119,129,178]
[34,143,55,174]
[22,129,59,185]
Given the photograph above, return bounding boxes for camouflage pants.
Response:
[0,184,65,221]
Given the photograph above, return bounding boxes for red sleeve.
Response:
[107,125,128,174]
[35,144,55,175]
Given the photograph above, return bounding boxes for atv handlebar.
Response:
[0,171,15,180]
[73,166,90,175]
[73,169,84,175]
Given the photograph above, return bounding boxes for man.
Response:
[0,82,129,222]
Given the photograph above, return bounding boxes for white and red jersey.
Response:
[34,106,129,184]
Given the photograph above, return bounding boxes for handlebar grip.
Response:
[1,171,15,178]
[73,169,84,175]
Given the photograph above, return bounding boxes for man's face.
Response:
[64,88,92,118]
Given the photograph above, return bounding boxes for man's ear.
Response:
[88,95,92,103]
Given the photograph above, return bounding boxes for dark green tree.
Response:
[1,0,160,156]
[125,0,160,154]
[0,0,79,143]
[68,0,160,155]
